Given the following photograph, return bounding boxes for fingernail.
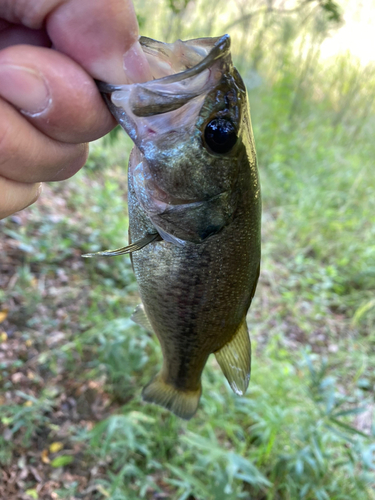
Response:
[0,65,50,115]
[123,41,153,84]
[23,182,43,210]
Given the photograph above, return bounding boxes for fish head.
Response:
[99,35,256,243]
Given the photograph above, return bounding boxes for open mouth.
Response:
[97,34,231,94]
[94,35,232,142]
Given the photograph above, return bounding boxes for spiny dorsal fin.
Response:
[131,304,153,332]
[215,319,251,396]
[81,233,160,258]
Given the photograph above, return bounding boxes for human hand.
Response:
[0,0,152,220]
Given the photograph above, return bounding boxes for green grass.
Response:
[1,95,374,498]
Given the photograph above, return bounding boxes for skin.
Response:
[0,0,152,220]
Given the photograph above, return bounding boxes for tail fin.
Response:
[142,373,201,420]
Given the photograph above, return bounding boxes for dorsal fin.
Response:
[214,319,251,396]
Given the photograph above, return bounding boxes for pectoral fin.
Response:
[131,304,153,332]
[215,319,251,396]
[82,233,160,258]
[153,223,187,247]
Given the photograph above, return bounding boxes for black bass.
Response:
[84,35,261,419]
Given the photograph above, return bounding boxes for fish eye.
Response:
[204,118,237,154]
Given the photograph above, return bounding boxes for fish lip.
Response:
[96,34,231,93]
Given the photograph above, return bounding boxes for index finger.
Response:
[0,0,152,84]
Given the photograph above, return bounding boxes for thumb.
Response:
[46,0,152,84]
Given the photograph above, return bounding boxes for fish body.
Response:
[94,35,261,419]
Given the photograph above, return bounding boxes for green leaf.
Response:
[352,298,375,324]
[51,455,74,468]
[332,406,367,418]
[330,418,370,438]
[25,489,38,499]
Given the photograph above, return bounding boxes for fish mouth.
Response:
[95,34,233,138]
[97,34,231,95]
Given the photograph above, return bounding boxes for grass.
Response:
[1,2,375,498]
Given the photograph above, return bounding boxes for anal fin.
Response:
[82,233,160,258]
[131,304,153,332]
[215,319,251,396]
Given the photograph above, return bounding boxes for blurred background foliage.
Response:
[0,0,375,499]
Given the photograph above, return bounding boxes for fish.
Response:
[83,34,261,419]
